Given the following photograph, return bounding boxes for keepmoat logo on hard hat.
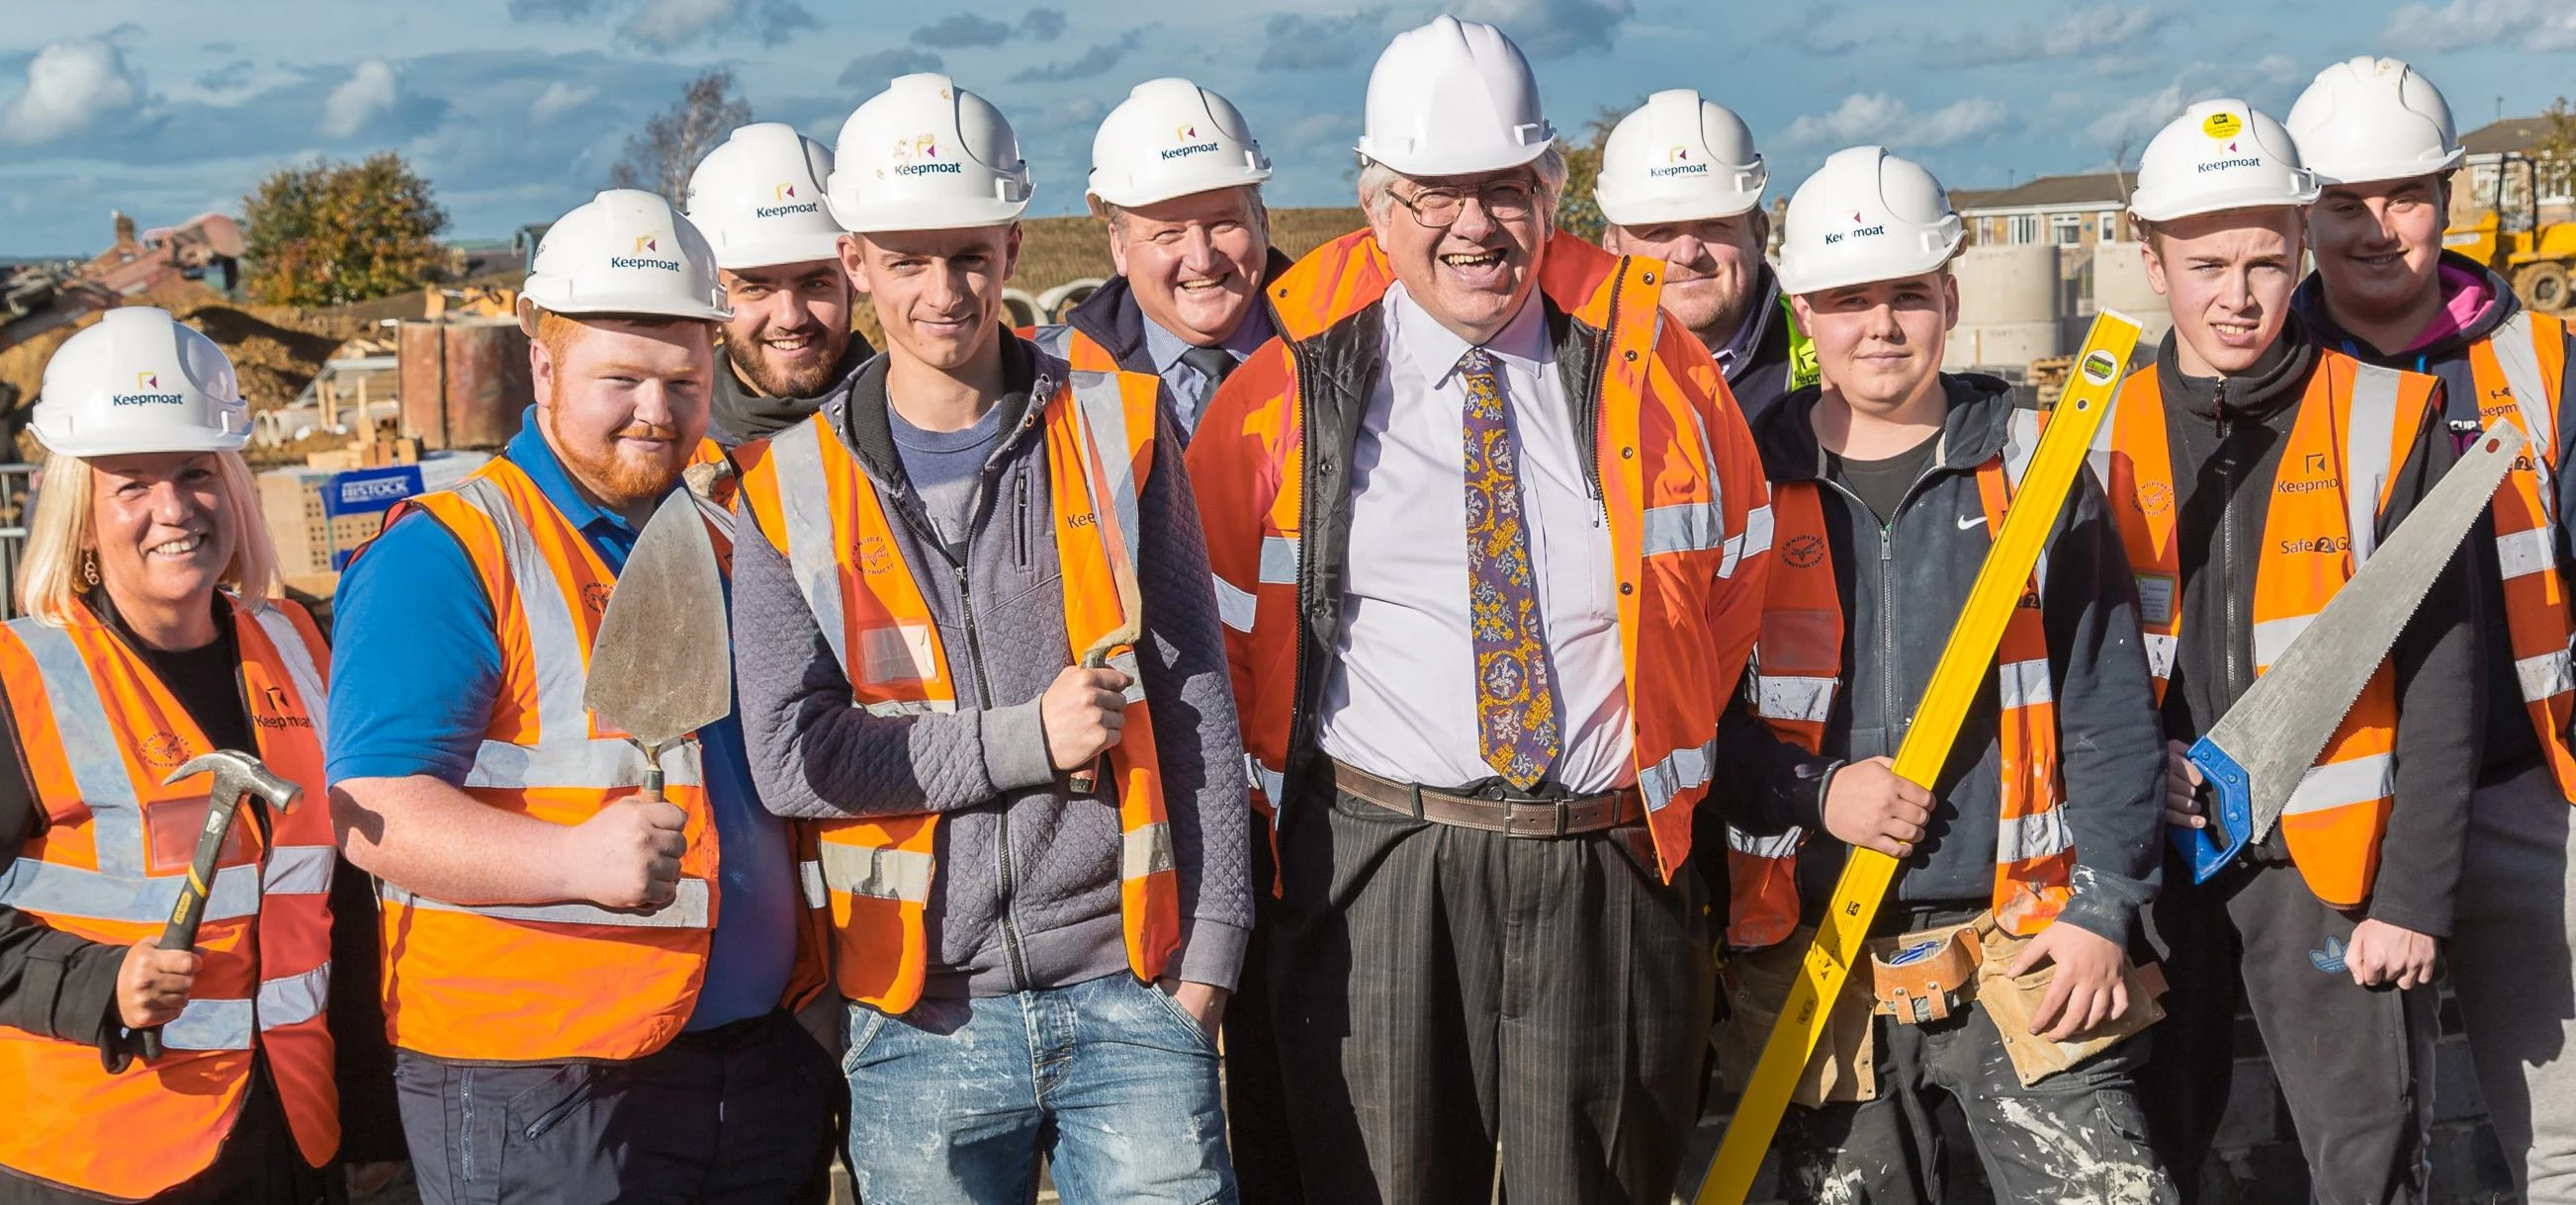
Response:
[609,232,682,272]
[1648,144,1708,179]
[1821,211,1888,245]
[1162,122,1220,162]
[755,181,823,219]
[892,133,959,177]
[111,369,186,407]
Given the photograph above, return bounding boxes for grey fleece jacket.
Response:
[732,334,1252,998]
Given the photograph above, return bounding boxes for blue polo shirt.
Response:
[326,413,794,1033]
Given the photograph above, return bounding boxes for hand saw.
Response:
[1692,310,2143,1205]
[2174,420,2524,883]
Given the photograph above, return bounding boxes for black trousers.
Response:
[395,1008,841,1205]
[1268,786,1714,1205]
[2139,852,2438,1205]
[1225,819,1305,1204]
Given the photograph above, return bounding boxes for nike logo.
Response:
[1957,514,1987,530]
[2309,936,2348,974]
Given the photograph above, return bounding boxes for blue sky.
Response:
[0,0,2568,256]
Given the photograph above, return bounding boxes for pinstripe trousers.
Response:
[1266,786,1716,1205]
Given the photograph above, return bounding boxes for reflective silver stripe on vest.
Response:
[817,843,933,904]
[249,605,331,750]
[162,960,332,1052]
[1638,734,1719,813]
[1123,821,1175,881]
[1259,536,1299,584]
[1998,657,2053,709]
[1247,755,1285,808]
[263,844,336,896]
[1997,809,2073,863]
[2493,311,2558,525]
[2252,615,2312,669]
[1069,370,1144,572]
[1642,501,1725,557]
[861,699,950,718]
[0,858,260,924]
[2282,752,2395,816]
[2344,364,2403,566]
[1722,504,1774,579]
[2144,633,2176,680]
[380,879,712,928]
[1213,574,1258,634]
[770,419,853,673]
[6,618,143,877]
[2005,408,2043,489]
[449,477,700,792]
[2520,647,2576,704]
[1752,674,1835,724]
[2499,527,2558,579]
[2085,395,2118,493]
[799,859,826,909]
[1727,824,1801,858]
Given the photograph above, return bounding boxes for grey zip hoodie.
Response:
[731,334,1251,998]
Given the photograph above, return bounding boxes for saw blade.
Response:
[2207,421,2523,844]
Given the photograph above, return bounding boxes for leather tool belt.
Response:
[1331,759,1644,838]
[1868,915,1997,1024]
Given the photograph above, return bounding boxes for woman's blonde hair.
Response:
[17,449,282,626]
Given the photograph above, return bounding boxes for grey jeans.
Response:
[1774,1000,2176,1205]
[2449,763,2576,1203]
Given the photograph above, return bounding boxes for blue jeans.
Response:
[844,973,1236,1204]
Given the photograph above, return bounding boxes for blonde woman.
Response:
[0,307,342,1204]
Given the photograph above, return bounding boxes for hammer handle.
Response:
[134,798,249,1062]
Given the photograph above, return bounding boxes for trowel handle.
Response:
[2170,737,2252,885]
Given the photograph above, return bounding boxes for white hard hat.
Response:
[1089,78,1273,210]
[32,307,250,459]
[684,123,844,271]
[1595,90,1768,225]
[2285,56,2464,187]
[827,73,1030,234]
[1356,16,1554,178]
[2128,100,2319,223]
[519,190,732,324]
[1775,146,1964,297]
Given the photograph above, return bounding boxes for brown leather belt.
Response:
[1330,759,1644,837]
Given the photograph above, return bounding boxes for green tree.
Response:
[1554,103,1633,243]
[2540,96,2576,200]
[241,152,449,307]
[610,69,753,206]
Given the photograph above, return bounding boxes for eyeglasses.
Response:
[1385,179,1540,228]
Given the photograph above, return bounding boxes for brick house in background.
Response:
[2453,115,2576,231]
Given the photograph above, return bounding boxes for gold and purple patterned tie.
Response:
[1458,346,1560,791]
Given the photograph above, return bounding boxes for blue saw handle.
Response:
[2172,737,2252,884]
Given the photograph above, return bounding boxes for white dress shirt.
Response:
[1317,283,1637,793]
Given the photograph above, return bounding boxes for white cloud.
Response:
[1444,0,1635,58]
[2087,73,2227,147]
[320,59,398,137]
[530,81,597,124]
[620,0,817,50]
[1781,93,2008,151]
[2015,2,2166,60]
[2,39,144,145]
[2382,0,2576,51]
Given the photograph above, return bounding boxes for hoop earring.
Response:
[79,551,99,588]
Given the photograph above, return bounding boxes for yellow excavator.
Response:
[2446,151,2576,313]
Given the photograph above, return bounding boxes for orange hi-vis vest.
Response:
[1188,229,1772,881]
[2468,310,2576,798]
[2090,350,2438,905]
[0,597,338,1199]
[376,457,825,1062]
[733,340,1183,1014]
[1730,412,2073,950]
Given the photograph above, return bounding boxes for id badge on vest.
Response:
[2135,573,2176,628]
